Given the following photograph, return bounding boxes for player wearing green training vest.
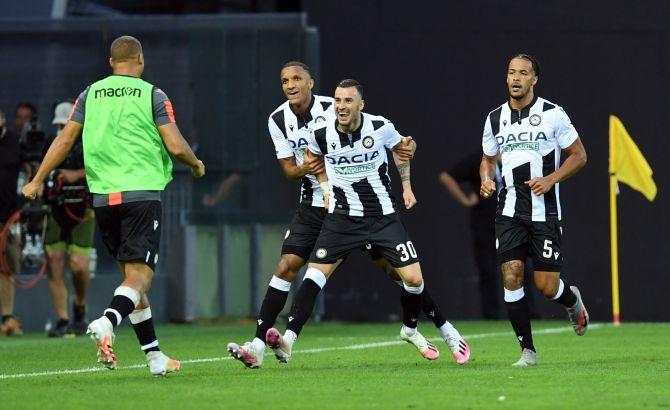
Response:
[23,35,205,377]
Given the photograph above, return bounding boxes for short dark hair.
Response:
[336,79,364,99]
[281,61,312,77]
[15,102,37,116]
[509,53,540,77]
[111,35,143,62]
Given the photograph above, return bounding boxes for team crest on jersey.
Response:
[316,248,328,259]
[315,116,326,123]
[529,114,541,126]
[362,136,374,149]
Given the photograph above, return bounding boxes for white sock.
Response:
[438,321,460,341]
[402,325,417,337]
[251,337,266,353]
[284,329,298,346]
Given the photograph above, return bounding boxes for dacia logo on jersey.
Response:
[326,150,379,165]
[288,138,309,149]
[496,132,547,145]
[94,87,142,99]
[315,116,326,123]
[362,136,374,149]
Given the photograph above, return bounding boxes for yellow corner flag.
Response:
[608,115,657,325]
[609,115,657,201]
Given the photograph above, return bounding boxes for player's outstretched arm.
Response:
[392,150,417,209]
[439,171,478,208]
[158,123,205,178]
[479,154,497,198]
[22,120,83,200]
[278,149,324,181]
[525,137,587,196]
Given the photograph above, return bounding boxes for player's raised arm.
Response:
[22,120,83,199]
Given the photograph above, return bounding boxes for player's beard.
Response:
[509,89,528,100]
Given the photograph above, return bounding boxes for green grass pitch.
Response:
[1,321,668,409]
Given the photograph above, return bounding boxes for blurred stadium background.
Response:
[1,0,667,333]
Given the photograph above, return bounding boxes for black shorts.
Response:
[281,203,327,260]
[309,213,419,268]
[495,215,563,271]
[94,200,161,270]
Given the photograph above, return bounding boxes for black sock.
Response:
[554,286,578,308]
[506,296,535,352]
[255,286,289,340]
[73,303,86,323]
[286,279,321,337]
[104,295,135,327]
[400,288,422,328]
[56,318,69,327]
[419,288,447,328]
[132,317,160,354]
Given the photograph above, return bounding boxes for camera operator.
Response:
[0,109,23,336]
[42,102,94,337]
[14,103,36,136]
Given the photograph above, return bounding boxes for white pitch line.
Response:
[0,323,606,380]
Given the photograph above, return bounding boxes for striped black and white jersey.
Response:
[269,95,334,207]
[308,112,401,216]
[482,95,579,222]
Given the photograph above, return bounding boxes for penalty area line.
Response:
[0,323,606,380]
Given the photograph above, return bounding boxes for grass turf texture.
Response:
[1,321,668,409]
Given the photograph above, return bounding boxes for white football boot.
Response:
[512,348,538,367]
[400,327,440,360]
[227,341,264,369]
[146,351,181,376]
[86,316,117,369]
[265,328,292,363]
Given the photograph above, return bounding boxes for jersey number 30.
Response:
[396,241,417,262]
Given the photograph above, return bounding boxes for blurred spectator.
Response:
[440,151,501,319]
[42,101,94,337]
[0,109,23,336]
[14,102,37,136]
[202,172,242,207]
[440,152,538,319]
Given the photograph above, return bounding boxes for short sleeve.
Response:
[153,88,176,127]
[381,120,402,149]
[555,107,579,149]
[482,115,499,156]
[268,115,294,159]
[68,87,89,124]
[308,124,326,155]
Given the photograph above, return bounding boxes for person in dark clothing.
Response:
[440,151,501,319]
[0,109,24,336]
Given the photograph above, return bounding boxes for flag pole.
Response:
[610,173,621,326]
[609,115,621,326]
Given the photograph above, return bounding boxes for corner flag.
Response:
[608,115,657,325]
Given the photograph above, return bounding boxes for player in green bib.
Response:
[23,36,205,377]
